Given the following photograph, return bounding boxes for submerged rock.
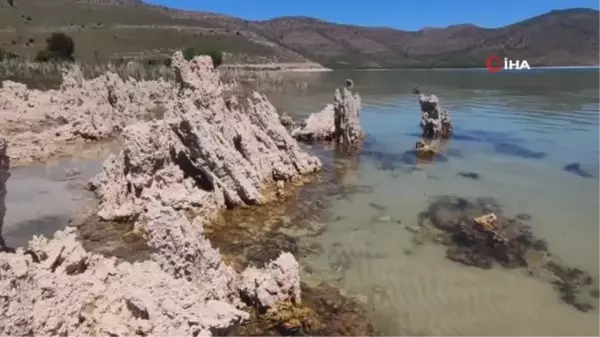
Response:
[292,80,364,150]
[412,138,451,164]
[563,162,596,179]
[457,171,480,180]
[494,142,546,159]
[418,94,452,139]
[414,195,598,312]
[229,282,376,336]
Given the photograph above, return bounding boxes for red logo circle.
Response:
[485,55,503,73]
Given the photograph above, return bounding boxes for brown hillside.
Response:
[0,0,597,68]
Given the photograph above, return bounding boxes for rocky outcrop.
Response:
[87,51,318,328]
[291,81,364,149]
[0,52,322,335]
[0,138,9,252]
[0,65,175,166]
[411,195,599,313]
[240,252,301,308]
[418,94,452,139]
[0,227,248,336]
[291,104,336,141]
[91,52,321,220]
[333,86,364,149]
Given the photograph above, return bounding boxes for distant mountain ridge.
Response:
[0,0,597,68]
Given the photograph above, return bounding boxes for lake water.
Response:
[1,68,598,336]
[269,69,600,336]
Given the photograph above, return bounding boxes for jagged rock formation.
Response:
[418,94,452,139]
[90,52,321,220]
[0,65,175,166]
[0,138,9,252]
[333,86,364,149]
[412,195,599,313]
[0,227,248,336]
[291,104,336,141]
[0,53,322,335]
[291,81,364,149]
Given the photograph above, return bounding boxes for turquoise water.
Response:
[1,68,597,335]
[270,69,600,335]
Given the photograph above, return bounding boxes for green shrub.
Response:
[37,32,75,62]
[34,50,62,62]
[182,47,222,68]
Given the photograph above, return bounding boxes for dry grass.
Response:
[0,58,174,89]
[220,67,309,93]
[0,58,310,93]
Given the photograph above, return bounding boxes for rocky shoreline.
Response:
[0,52,375,335]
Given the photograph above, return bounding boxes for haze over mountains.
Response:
[0,0,598,68]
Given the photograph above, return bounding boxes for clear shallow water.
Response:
[268,69,600,335]
[2,153,110,248]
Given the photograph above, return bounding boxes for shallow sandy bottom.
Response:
[2,68,598,336]
[265,68,599,335]
[300,159,599,335]
[2,148,114,248]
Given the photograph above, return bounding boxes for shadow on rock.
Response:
[0,138,11,253]
[410,195,598,312]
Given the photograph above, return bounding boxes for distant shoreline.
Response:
[221,63,333,72]
[345,66,600,71]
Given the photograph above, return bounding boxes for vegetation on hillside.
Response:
[182,47,222,67]
[35,32,75,62]
[0,0,597,68]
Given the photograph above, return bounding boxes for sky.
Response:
[145,0,600,31]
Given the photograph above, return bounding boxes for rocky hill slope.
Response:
[0,0,597,68]
[248,8,599,68]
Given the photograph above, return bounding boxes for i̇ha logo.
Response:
[485,55,531,72]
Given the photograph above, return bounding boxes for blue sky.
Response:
[145,0,599,31]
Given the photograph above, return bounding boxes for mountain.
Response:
[0,0,597,68]
[247,8,599,68]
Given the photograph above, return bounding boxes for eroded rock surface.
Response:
[1,53,324,335]
[0,65,175,166]
[0,227,248,336]
[291,104,336,141]
[333,86,364,149]
[418,94,452,139]
[91,52,321,221]
[292,81,364,149]
[413,195,598,312]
